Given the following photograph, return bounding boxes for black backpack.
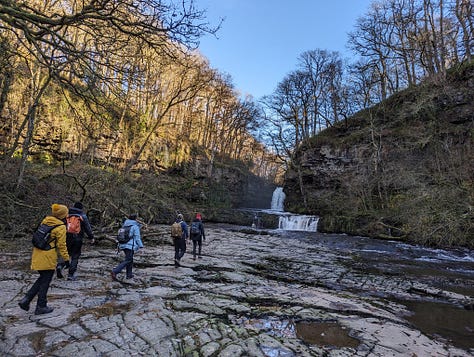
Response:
[117,225,133,244]
[190,221,201,235]
[32,224,63,250]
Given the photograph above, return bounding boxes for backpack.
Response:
[190,221,200,235]
[117,225,133,244]
[32,224,63,250]
[171,222,182,239]
[66,215,82,234]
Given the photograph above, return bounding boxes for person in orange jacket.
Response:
[18,204,70,315]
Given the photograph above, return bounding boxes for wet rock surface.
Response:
[1,224,473,356]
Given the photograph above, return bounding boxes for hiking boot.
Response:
[67,275,77,281]
[111,271,118,281]
[18,297,30,312]
[35,306,54,315]
[174,259,180,267]
[198,255,203,259]
[193,255,196,260]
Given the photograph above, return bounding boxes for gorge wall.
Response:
[284,61,474,248]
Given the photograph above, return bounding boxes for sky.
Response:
[194,0,374,99]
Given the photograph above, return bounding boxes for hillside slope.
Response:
[284,61,473,248]
[0,155,274,245]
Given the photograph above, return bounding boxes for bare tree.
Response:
[455,0,473,60]
[348,3,392,101]
[123,52,212,172]
[0,0,217,185]
[298,49,344,128]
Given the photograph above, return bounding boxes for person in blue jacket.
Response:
[111,213,143,281]
[190,213,206,260]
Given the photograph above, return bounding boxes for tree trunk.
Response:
[0,68,13,118]
[16,75,51,189]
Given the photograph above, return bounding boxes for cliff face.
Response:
[182,155,275,210]
[284,61,474,248]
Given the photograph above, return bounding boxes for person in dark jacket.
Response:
[190,213,205,260]
[19,204,70,315]
[174,213,188,267]
[57,201,95,281]
[111,213,144,281]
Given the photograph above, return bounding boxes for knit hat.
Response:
[73,201,83,210]
[52,204,68,219]
[196,213,202,220]
[177,213,183,221]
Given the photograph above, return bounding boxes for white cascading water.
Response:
[278,215,319,232]
[271,187,286,211]
[270,187,319,232]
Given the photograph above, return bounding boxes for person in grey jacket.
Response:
[111,214,144,281]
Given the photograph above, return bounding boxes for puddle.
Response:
[295,321,359,348]
[233,316,359,349]
[402,300,474,350]
[234,316,296,338]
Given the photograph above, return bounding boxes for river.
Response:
[274,228,474,350]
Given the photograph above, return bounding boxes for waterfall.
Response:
[271,187,286,211]
[267,186,318,232]
[278,215,319,232]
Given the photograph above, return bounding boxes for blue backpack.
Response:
[190,221,200,235]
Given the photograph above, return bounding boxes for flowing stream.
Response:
[248,187,474,350]
[272,229,474,350]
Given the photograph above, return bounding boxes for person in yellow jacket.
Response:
[18,204,70,315]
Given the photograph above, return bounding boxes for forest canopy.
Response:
[0,0,279,187]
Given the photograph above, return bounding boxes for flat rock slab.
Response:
[0,224,472,356]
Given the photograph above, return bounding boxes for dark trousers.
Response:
[113,249,134,278]
[174,238,186,261]
[66,235,82,277]
[25,270,54,308]
[192,238,202,257]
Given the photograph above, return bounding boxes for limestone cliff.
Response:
[284,61,473,248]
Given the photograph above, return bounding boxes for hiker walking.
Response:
[18,204,70,315]
[172,213,188,267]
[57,201,95,281]
[111,214,143,281]
[190,213,206,260]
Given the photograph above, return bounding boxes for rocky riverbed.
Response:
[1,224,473,356]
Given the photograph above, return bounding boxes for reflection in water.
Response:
[295,321,360,348]
[402,300,474,350]
[235,315,360,350]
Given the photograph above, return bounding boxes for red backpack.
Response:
[66,215,83,234]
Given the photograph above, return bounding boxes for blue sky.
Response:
[194,0,374,99]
